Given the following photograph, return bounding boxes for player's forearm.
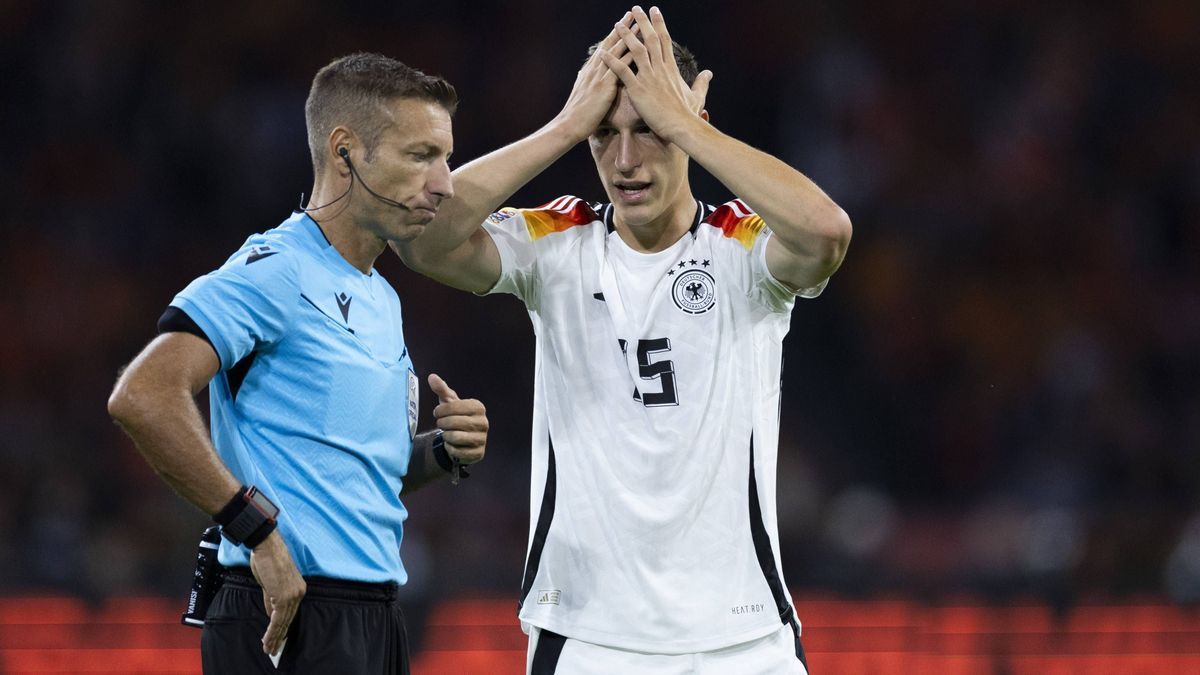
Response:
[674,119,852,272]
[109,377,242,514]
[404,118,581,263]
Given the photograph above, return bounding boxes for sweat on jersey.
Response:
[483,196,827,653]
[168,212,417,584]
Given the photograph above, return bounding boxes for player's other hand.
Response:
[553,11,637,143]
[429,373,488,465]
[597,6,713,144]
[250,531,306,656]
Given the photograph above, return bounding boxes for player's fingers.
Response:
[692,69,714,110]
[588,45,620,86]
[601,49,635,77]
[649,6,673,64]
[598,11,633,50]
[607,29,631,60]
[597,47,637,87]
[630,6,660,64]
[614,21,649,70]
[427,373,459,403]
[585,39,614,74]
[631,6,654,35]
[595,48,633,85]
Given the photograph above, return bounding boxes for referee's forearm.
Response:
[108,334,242,515]
[109,386,241,515]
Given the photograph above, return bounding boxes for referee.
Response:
[108,54,487,673]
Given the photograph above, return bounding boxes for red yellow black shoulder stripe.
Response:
[513,196,599,241]
[703,199,766,250]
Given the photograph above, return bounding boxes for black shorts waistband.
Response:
[221,567,400,603]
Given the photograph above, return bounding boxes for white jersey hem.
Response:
[519,615,785,655]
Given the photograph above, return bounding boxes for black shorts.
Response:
[201,568,409,674]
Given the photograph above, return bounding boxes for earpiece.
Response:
[301,144,407,213]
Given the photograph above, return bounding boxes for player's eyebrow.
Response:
[596,115,651,131]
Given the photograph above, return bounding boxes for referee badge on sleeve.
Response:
[407,369,419,440]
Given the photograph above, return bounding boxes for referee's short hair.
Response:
[305,53,458,173]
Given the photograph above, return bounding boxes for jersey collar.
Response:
[601,199,710,237]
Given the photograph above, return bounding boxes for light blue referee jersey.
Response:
[171,212,417,583]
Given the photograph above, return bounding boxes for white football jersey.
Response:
[483,195,826,654]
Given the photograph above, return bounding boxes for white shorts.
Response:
[526,623,809,675]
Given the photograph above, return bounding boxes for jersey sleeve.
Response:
[168,241,298,371]
[481,196,598,303]
[753,230,827,308]
[706,199,827,314]
[481,207,538,302]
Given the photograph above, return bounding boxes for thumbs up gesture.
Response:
[428,374,488,466]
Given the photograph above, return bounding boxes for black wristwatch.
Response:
[431,430,470,486]
[214,485,279,548]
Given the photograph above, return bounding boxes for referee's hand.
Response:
[429,373,488,465]
[250,531,306,656]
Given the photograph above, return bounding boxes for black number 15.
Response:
[618,338,679,407]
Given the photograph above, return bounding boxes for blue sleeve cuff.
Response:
[170,296,237,370]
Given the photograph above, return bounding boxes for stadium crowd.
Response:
[0,0,1196,621]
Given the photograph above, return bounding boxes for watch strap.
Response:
[214,485,279,548]
[430,430,470,486]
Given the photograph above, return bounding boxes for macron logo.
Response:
[336,292,352,323]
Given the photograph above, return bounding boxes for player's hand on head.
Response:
[429,373,488,465]
[596,6,714,143]
[249,531,306,656]
[686,63,713,116]
[555,11,636,143]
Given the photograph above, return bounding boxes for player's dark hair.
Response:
[586,37,700,86]
[305,53,458,173]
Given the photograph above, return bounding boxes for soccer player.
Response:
[395,7,850,674]
[107,53,488,674]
